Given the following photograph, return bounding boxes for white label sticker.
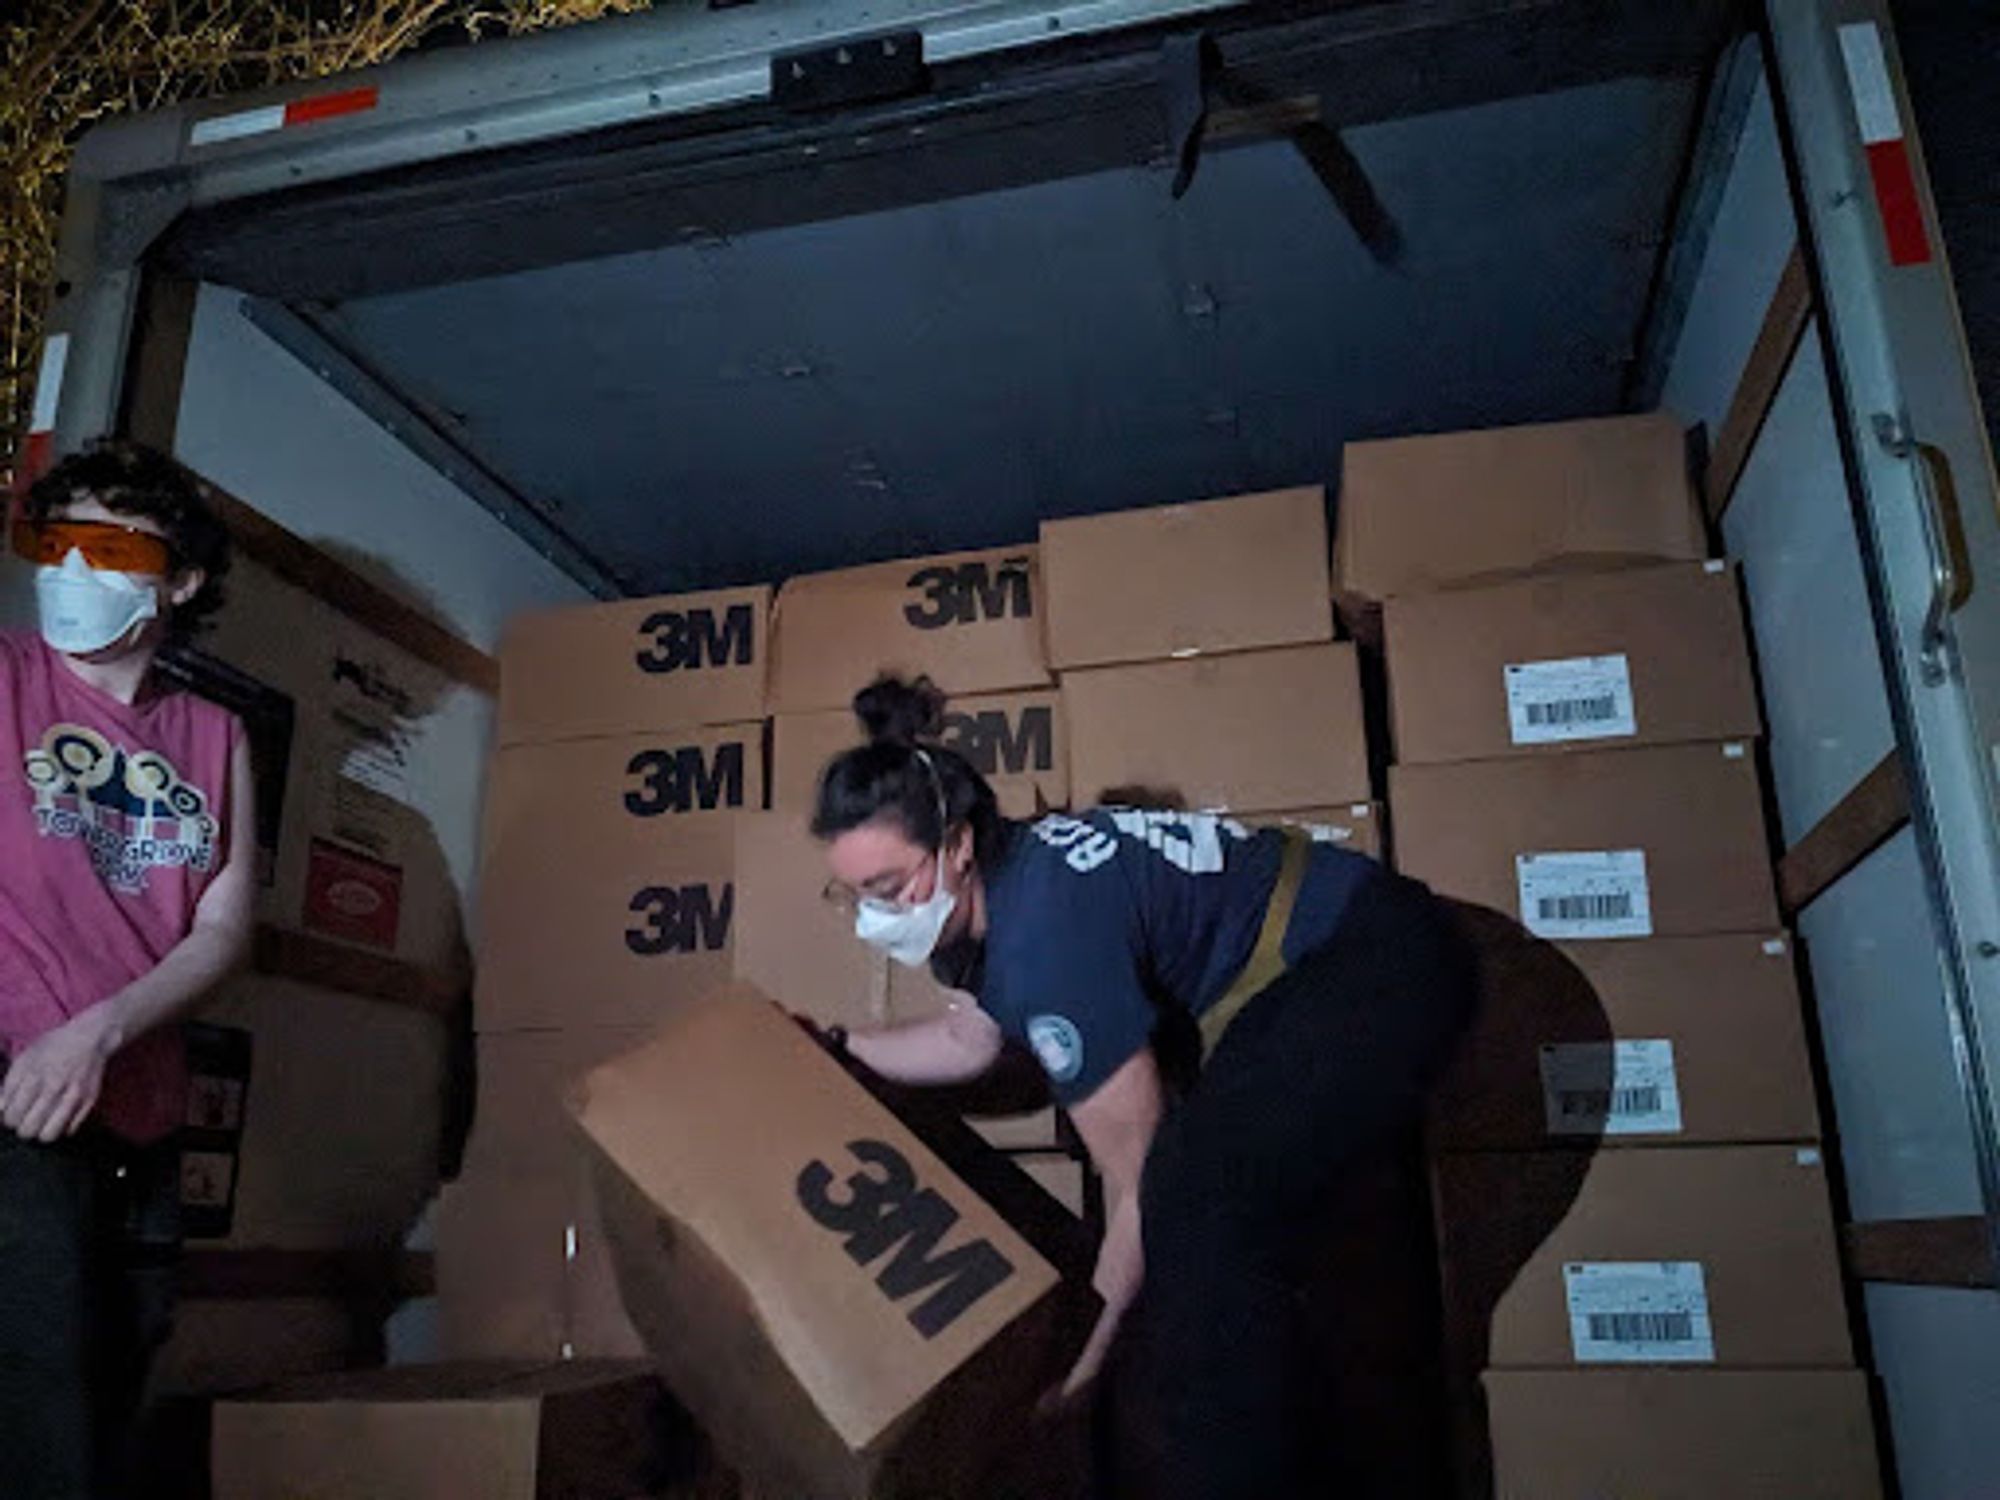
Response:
[1504,654,1637,745]
[1838,22,1902,145]
[1540,1040,1683,1136]
[1565,1261,1715,1364]
[189,104,288,147]
[1516,850,1654,939]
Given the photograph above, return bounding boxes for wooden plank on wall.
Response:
[1778,751,1910,916]
[1707,245,1814,524]
[205,484,500,694]
[252,923,465,1018]
[1845,1217,1996,1288]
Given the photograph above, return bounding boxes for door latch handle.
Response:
[1874,413,1973,685]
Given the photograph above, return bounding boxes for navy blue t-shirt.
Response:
[975,809,1379,1105]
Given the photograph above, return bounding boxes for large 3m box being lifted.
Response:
[1384,561,1760,764]
[1484,1369,1882,1499]
[1337,413,1705,601]
[1041,487,1333,668]
[1390,742,1778,939]
[768,546,1051,713]
[571,989,1074,1500]
[497,586,771,746]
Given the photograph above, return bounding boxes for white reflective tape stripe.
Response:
[189,104,287,147]
[30,333,68,433]
[1838,22,1902,146]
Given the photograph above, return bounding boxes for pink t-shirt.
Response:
[0,630,243,1142]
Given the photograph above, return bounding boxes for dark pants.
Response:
[0,1128,181,1500]
[1124,871,1477,1500]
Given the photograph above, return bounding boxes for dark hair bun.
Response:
[854,674,945,746]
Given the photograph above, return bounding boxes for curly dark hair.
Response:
[22,438,232,638]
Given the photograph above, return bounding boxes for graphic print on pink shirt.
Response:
[24,720,222,893]
[1,631,240,1142]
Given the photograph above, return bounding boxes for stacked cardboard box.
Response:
[1044,486,1371,828]
[210,1360,733,1500]
[1351,415,1880,1498]
[441,587,772,1361]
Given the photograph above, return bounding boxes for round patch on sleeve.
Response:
[1026,1014,1084,1084]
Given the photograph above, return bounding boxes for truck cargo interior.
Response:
[9,1,1999,1497]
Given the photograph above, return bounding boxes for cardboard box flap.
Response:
[570,989,1059,1452]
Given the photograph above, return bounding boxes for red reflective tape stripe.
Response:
[283,85,379,128]
[12,432,55,497]
[1865,139,1932,267]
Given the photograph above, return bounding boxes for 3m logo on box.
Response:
[626,882,734,955]
[940,704,1055,777]
[624,741,749,817]
[904,556,1034,630]
[797,1138,1016,1339]
[635,602,758,675]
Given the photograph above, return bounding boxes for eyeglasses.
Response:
[822,865,924,916]
[10,518,173,576]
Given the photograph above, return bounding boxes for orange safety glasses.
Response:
[8,518,173,576]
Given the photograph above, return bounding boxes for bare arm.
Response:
[1057,1045,1165,1399]
[2,735,256,1141]
[847,1002,1005,1085]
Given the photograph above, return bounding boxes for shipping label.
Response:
[1505,653,1637,745]
[1540,1039,1684,1136]
[1564,1260,1715,1364]
[1516,849,1654,939]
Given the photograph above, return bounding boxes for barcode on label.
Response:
[1525,695,1621,727]
[1561,1087,1663,1118]
[1538,893,1633,923]
[1586,1312,1696,1345]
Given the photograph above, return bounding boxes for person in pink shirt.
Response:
[2,440,254,1498]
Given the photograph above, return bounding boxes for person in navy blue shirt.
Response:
[814,676,1475,1498]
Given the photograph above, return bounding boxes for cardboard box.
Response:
[436,1159,644,1362]
[1041,487,1333,668]
[211,1360,678,1500]
[971,1108,1062,1151]
[768,546,1050,713]
[731,811,953,1031]
[461,1027,654,1179]
[1434,1145,1852,1370]
[481,724,763,871]
[571,989,1072,1499]
[772,689,1068,819]
[1430,931,1819,1149]
[1390,742,1777,938]
[1338,413,1704,600]
[1063,643,1370,814]
[1018,1152,1088,1220]
[1386,561,1761,764]
[1255,803,1384,862]
[476,809,737,1033]
[1484,1369,1881,1499]
[497,586,770,746]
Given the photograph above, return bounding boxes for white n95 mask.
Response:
[854,849,958,968]
[36,549,159,656]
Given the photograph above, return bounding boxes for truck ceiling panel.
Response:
[304,74,1695,594]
